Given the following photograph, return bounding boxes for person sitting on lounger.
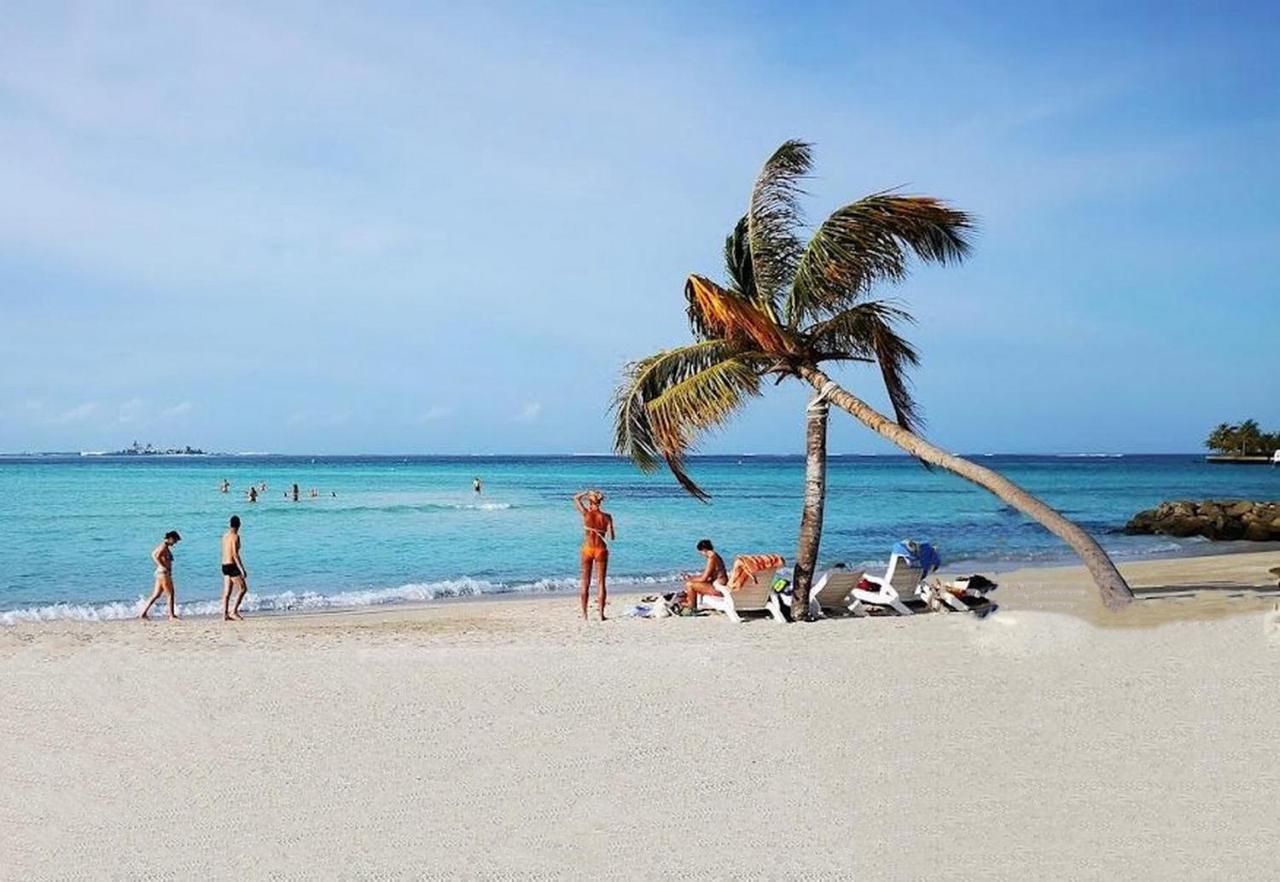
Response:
[683,539,728,613]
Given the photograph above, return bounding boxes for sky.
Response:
[1,1,1277,455]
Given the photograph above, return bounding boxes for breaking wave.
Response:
[0,573,681,626]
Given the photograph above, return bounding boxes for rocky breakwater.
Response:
[1124,499,1280,541]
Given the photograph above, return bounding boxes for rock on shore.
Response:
[1124,499,1280,541]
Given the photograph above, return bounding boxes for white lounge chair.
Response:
[807,569,865,618]
[698,568,785,623]
[849,554,926,616]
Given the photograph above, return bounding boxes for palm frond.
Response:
[805,300,916,357]
[613,340,730,471]
[723,215,756,298]
[806,301,924,433]
[647,358,762,447]
[612,340,762,499]
[685,276,717,342]
[747,140,811,312]
[647,357,763,499]
[686,274,796,356]
[789,193,973,326]
[685,218,757,341]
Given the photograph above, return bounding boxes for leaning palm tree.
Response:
[613,140,1134,612]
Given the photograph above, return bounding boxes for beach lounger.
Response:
[807,569,865,618]
[697,554,787,623]
[699,569,785,623]
[929,574,999,612]
[850,553,927,616]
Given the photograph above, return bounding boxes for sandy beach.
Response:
[3,549,1278,880]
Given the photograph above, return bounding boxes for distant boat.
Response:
[1273,450,1280,466]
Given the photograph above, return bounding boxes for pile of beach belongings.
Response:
[850,540,999,615]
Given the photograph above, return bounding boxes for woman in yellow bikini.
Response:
[574,489,615,621]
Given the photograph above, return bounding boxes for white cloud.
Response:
[160,401,193,418]
[514,402,542,422]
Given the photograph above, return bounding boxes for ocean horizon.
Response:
[0,450,1211,457]
[3,453,1277,624]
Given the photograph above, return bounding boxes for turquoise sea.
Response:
[1,454,1277,623]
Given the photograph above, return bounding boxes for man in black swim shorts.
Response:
[220,515,249,621]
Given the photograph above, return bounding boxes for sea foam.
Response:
[0,573,681,625]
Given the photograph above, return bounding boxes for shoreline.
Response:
[4,545,1277,632]
[8,453,1276,629]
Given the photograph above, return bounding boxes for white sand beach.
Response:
[3,550,1279,880]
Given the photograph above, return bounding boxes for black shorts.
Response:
[221,564,243,578]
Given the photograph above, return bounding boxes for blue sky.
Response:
[1,1,1277,454]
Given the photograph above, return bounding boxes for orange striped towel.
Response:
[727,553,786,590]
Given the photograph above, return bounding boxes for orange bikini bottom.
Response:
[580,545,609,563]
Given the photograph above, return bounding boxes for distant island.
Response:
[104,441,208,456]
[1204,420,1279,464]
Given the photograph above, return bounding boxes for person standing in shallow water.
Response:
[140,531,181,620]
[574,490,615,621]
[473,476,482,494]
[221,515,249,621]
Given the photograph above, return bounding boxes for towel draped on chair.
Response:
[727,553,786,590]
[891,540,941,577]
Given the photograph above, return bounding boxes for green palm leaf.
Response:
[612,340,763,500]
[788,193,973,326]
[723,216,756,299]
[806,301,923,433]
[647,358,762,448]
[613,340,730,471]
[747,140,811,314]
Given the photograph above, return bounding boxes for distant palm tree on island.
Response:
[1206,420,1279,457]
[110,441,207,456]
[613,140,1134,612]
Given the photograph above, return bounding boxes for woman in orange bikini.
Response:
[574,489,615,621]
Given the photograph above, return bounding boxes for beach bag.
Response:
[959,574,998,593]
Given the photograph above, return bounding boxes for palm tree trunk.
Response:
[792,395,829,621]
[799,366,1134,610]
